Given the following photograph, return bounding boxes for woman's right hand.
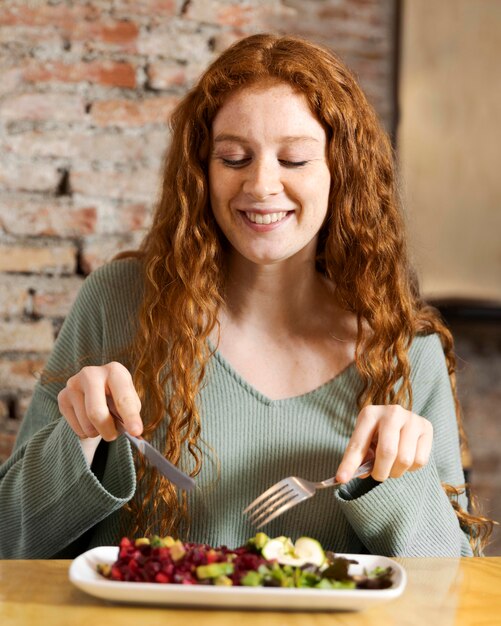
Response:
[57,362,143,441]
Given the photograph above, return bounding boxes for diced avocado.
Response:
[150,535,178,548]
[214,575,233,586]
[196,562,234,579]
[253,532,270,550]
[241,570,263,586]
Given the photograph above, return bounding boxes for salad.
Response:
[97,533,394,590]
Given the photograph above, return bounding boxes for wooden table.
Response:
[1,557,500,626]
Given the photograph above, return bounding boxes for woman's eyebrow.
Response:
[213,133,249,144]
[213,134,320,144]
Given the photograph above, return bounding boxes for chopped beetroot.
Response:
[100,536,273,585]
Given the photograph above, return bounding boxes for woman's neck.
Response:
[219,252,341,339]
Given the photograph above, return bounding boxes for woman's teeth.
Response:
[245,211,288,225]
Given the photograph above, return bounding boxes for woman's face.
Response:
[208,82,331,267]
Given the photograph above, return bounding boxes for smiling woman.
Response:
[0,33,494,560]
[209,83,331,267]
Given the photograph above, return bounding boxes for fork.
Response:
[243,459,374,528]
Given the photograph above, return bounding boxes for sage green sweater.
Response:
[0,259,472,558]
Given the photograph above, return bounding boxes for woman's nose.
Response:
[242,159,283,199]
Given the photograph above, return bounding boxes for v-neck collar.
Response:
[208,341,357,407]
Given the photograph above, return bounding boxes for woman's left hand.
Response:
[335,405,434,483]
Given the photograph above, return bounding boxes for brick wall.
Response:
[0,0,397,454]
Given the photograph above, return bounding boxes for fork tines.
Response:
[243,478,304,527]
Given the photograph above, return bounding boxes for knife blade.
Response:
[107,397,195,492]
[121,430,195,492]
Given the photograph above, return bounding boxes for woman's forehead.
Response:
[211,82,325,142]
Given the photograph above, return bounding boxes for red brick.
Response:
[69,130,168,164]
[146,62,187,89]
[0,320,54,353]
[71,168,160,203]
[119,202,152,231]
[0,161,61,193]
[215,5,254,28]
[33,278,83,318]
[209,31,242,54]
[0,275,83,319]
[111,0,176,17]
[0,411,20,436]
[1,131,79,160]
[0,5,99,28]
[0,358,46,393]
[0,432,16,463]
[81,198,153,234]
[90,97,178,127]
[69,19,139,48]
[137,25,213,60]
[22,60,136,89]
[146,61,204,90]
[183,0,294,29]
[1,129,168,164]
[0,196,97,237]
[0,65,23,97]
[0,93,85,121]
[0,243,77,274]
[183,0,251,26]
[0,24,63,48]
[17,394,34,420]
[0,276,25,319]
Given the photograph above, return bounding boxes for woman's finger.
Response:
[58,389,87,439]
[389,416,422,478]
[336,406,380,482]
[79,366,119,441]
[371,409,404,481]
[409,421,433,471]
[67,387,100,438]
[105,362,143,436]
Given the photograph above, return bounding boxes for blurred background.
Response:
[0,0,499,553]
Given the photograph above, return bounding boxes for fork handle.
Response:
[318,459,374,489]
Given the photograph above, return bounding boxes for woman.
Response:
[0,34,492,558]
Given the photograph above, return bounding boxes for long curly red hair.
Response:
[120,33,493,553]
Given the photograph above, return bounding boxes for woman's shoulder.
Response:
[408,332,444,361]
[66,256,144,323]
[86,256,143,282]
[408,332,450,389]
[80,256,144,299]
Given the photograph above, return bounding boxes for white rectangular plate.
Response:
[69,546,406,611]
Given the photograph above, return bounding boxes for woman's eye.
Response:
[221,157,251,168]
[279,160,308,168]
[219,157,308,168]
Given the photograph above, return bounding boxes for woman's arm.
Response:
[334,333,472,556]
[0,260,141,558]
[0,386,135,558]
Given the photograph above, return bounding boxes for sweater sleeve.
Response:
[334,333,473,557]
[0,262,139,558]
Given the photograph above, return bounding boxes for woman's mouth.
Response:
[244,211,291,225]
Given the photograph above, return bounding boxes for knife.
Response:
[107,398,195,492]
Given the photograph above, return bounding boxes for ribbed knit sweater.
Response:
[0,259,472,558]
